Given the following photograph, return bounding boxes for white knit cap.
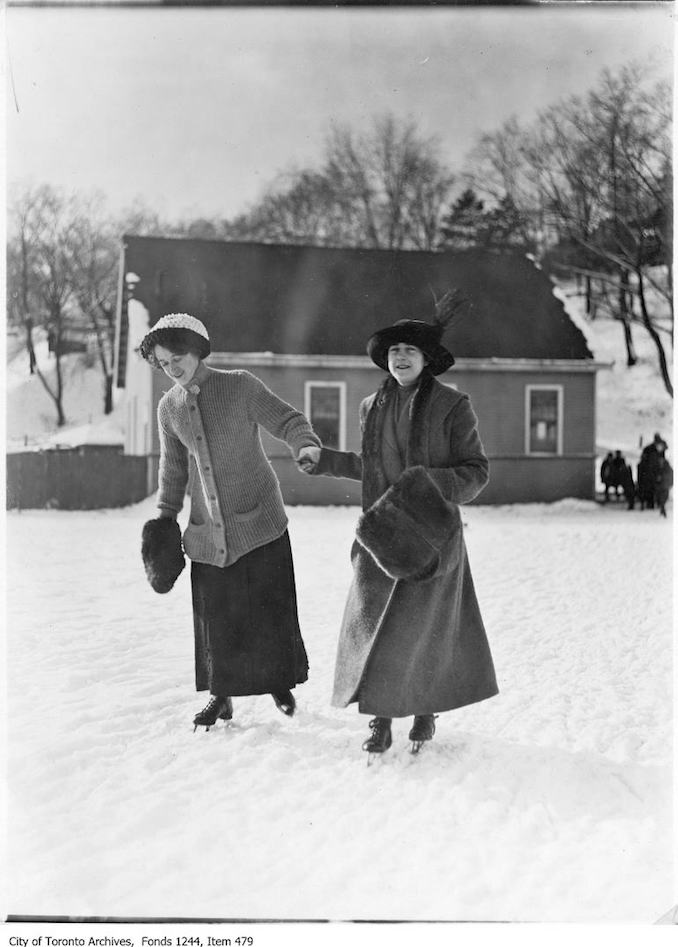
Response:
[150,313,210,340]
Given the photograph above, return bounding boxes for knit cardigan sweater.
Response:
[157,365,320,567]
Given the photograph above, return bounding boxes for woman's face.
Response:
[154,345,201,388]
[387,343,426,387]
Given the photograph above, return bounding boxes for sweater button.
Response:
[197,435,202,441]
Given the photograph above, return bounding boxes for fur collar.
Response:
[361,369,436,507]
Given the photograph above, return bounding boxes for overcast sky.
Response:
[5,3,674,222]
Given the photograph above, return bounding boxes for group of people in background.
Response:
[601,433,673,517]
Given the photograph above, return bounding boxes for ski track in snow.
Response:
[5,497,673,923]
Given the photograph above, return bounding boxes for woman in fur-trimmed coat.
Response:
[300,293,498,755]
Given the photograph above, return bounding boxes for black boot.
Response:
[362,717,392,754]
[272,690,296,717]
[408,714,437,753]
[193,695,233,731]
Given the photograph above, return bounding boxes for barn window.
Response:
[525,385,563,455]
[305,381,346,450]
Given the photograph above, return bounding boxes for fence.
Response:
[6,447,156,510]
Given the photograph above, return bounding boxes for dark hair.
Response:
[140,327,210,368]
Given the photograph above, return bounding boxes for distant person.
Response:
[654,453,673,518]
[298,291,498,758]
[620,461,637,511]
[600,453,614,500]
[601,450,629,502]
[610,450,629,501]
[139,313,321,730]
[638,433,669,510]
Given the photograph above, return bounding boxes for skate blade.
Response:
[366,752,388,767]
[409,741,427,754]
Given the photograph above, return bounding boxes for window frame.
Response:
[304,380,347,451]
[525,384,563,456]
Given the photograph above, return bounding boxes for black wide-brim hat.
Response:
[366,319,455,375]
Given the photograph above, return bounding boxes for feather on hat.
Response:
[366,288,471,375]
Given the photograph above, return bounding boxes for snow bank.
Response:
[5,334,124,451]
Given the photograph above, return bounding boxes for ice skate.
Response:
[272,689,296,717]
[193,695,233,731]
[408,714,437,754]
[362,717,392,764]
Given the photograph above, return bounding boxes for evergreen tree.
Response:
[479,194,533,251]
[439,189,485,249]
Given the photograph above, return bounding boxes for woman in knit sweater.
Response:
[140,313,321,730]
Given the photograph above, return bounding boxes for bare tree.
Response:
[7,184,85,426]
[69,194,120,414]
[323,114,455,250]
[463,116,546,252]
[474,65,673,395]
[7,185,42,374]
[222,169,341,246]
[553,68,670,392]
[226,113,455,250]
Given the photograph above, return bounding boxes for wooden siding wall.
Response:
[454,368,596,457]
[7,450,155,510]
[140,359,596,505]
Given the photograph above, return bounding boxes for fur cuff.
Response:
[141,518,186,593]
[356,466,459,581]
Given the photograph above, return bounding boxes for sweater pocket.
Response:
[232,501,263,523]
[182,521,212,560]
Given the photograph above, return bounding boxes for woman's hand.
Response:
[296,445,321,473]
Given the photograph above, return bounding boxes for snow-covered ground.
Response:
[4,493,673,924]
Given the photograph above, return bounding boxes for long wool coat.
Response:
[314,372,498,717]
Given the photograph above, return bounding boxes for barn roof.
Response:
[117,236,592,379]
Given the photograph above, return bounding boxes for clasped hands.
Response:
[296,445,321,473]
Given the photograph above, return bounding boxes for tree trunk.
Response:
[618,269,637,366]
[54,336,66,427]
[620,320,637,368]
[666,259,674,350]
[104,373,114,415]
[89,304,114,414]
[24,318,37,373]
[27,339,67,427]
[638,267,673,398]
[20,233,36,372]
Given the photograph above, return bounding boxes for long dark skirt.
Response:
[191,531,309,697]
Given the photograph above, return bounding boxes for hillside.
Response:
[4,286,674,460]
[5,330,125,451]
[553,282,673,465]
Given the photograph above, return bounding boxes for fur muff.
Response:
[141,517,186,593]
[356,466,459,581]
